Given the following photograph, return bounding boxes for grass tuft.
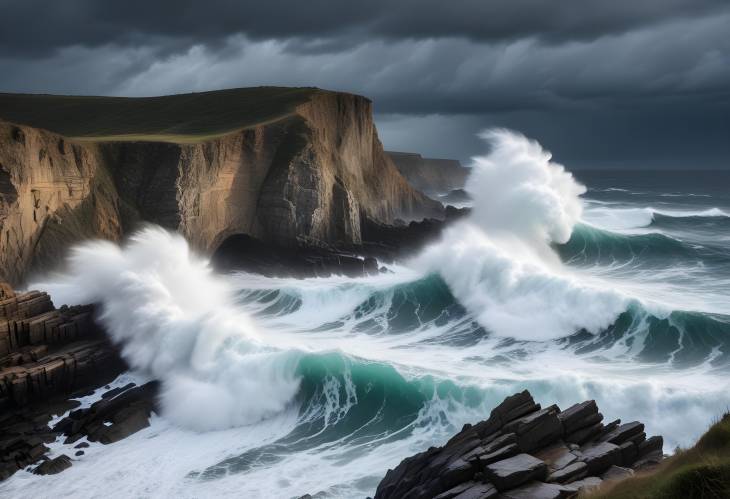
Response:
[588,414,730,499]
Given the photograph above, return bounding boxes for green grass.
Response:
[588,413,730,499]
[0,86,321,143]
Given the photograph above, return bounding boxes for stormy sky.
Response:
[1,1,728,168]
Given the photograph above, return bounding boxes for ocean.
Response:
[2,131,729,498]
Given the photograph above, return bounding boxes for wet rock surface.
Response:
[374,390,664,499]
[212,208,469,278]
[0,283,155,482]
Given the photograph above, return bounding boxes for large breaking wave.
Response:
[9,129,729,498]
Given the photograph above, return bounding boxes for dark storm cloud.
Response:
[0,0,728,167]
[0,0,726,57]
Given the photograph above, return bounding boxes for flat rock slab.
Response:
[499,481,570,499]
[484,453,547,491]
[435,481,498,499]
[547,461,587,484]
[581,441,622,474]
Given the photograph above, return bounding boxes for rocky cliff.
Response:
[387,151,469,195]
[0,88,442,285]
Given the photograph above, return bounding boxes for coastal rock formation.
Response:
[374,390,663,499]
[0,88,442,285]
[0,283,127,480]
[387,151,469,195]
[211,207,469,277]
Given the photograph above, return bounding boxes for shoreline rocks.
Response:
[0,283,152,481]
[374,390,664,499]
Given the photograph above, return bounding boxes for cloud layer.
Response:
[0,0,728,167]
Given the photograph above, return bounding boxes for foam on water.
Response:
[3,130,729,498]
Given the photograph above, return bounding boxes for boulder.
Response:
[638,435,663,456]
[490,391,540,426]
[484,454,547,491]
[602,421,644,446]
[33,454,72,475]
[558,400,599,434]
[581,442,622,475]
[502,405,563,453]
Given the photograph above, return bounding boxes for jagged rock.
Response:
[33,454,72,475]
[54,381,158,445]
[374,390,662,499]
[602,421,644,446]
[503,405,563,452]
[484,454,547,491]
[638,435,663,456]
[565,421,604,445]
[581,442,622,475]
[547,461,588,483]
[466,443,519,469]
[491,391,540,426]
[558,400,599,434]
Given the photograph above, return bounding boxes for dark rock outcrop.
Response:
[374,390,664,499]
[0,88,443,285]
[0,282,131,481]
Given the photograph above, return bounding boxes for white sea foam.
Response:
[4,130,729,499]
[583,205,730,231]
[414,129,628,340]
[33,227,302,431]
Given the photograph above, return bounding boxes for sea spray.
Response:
[34,227,302,431]
[414,129,628,340]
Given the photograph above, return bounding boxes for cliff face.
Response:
[387,151,470,195]
[0,89,441,285]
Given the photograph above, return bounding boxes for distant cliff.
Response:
[0,88,442,285]
[387,151,469,195]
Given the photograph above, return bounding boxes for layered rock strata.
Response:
[374,390,664,499]
[0,88,442,285]
[0,283,128,480]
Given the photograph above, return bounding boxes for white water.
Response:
[582,205,730,232]
[3,130,729,498]
[35,228,302,432]
[415,130,629,340]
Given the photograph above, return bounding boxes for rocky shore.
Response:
[0,284,156,481]
[374,390,664,499]
[2,281,667,497]
[212,207,468,278]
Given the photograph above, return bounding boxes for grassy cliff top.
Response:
[0,86,321,143]
[590,413,730,499]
